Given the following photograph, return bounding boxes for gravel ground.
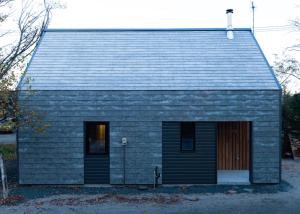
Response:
[0,159,299,214]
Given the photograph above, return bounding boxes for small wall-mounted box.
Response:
[121,137,127,146]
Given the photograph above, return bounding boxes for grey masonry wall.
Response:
[18,89,281,184]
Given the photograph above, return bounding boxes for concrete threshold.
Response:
[217,170,250,185]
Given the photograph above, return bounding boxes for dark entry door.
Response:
[217,122,250,170]
[84,122,110,184]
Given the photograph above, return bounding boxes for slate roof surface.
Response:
[21,28,280,90]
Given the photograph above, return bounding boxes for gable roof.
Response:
[20,28,281,90]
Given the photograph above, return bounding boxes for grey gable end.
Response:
[18,29,281,185]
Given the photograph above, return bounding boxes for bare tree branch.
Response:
[272,53,300,91]
[288,18,300,51]
[0,0,61,129]
[0,0,53,80]
[0,0,13,23]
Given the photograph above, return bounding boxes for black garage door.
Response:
[162,122,217,184]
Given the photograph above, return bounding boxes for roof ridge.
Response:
[44,28,252,32]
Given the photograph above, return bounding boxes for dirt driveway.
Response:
[1,159,300,214]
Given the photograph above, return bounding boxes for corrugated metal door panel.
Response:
[84,155,110,184]
[162,122,217,184]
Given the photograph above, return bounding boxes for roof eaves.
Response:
[16,30,47,91]
[250,33,282,91]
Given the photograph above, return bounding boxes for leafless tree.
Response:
[289,18,300,52]
[0,0,54,80]
[0,0,60,130]
[273,53,300,88]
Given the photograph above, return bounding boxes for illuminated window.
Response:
[85,122,108,154]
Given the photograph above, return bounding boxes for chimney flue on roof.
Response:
[226,9,234,39]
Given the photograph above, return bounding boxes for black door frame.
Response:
[84,121,110,184]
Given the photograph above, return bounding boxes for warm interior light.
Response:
[96,125,106,151]
[96,124,106,141]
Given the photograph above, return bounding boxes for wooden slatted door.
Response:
[217,122,250,170]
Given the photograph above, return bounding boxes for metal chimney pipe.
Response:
[226,9,234,39]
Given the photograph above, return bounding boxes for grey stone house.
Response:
[18,27,281,185]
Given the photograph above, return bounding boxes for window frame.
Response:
[84,121,109,155]
[180,122,196,152]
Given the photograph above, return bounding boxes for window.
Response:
[181,122,195,152]
[85,122,108,154]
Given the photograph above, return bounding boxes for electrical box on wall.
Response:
[121,137,127,146]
